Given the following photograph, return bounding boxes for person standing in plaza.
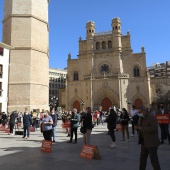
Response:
[22,111,32,139]
[67,108,80,144]
[8,111,17,135]
[51,109,57,143]
[106,108,117,148]
[82,107,93,145]
[129,105,138,136]
[41,110,53,141]
[156,102,170,144]
[135,106,161,170]
[120,108,130,142]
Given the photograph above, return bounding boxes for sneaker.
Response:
[109,143,116,148]
[8,133,11,135]
[131,134,134,137]
[67,141,72,143]
[120,138,125,141]
[127,139,130,142]
[22,136,25,138]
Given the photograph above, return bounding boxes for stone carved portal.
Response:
[101,97,112,111]
[135,98,143,108]
[73,101,80,112]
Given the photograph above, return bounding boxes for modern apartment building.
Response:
[0,43,12,112]
[147,61,170,79]
[49,68,67,101]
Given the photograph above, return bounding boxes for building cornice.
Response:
[0,42,13,50]
[3,14,48,25]
[12,47,48,55]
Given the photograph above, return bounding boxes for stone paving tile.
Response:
[0,121,170,170]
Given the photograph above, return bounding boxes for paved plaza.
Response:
[0,121,170,170]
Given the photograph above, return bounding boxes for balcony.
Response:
[84,73,129,80]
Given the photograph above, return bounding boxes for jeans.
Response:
[70,127,78,142]
[23,125,30,137]
[83,129,92,145]
[52,127,56,141]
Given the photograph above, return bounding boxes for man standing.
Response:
[135,106,161,170]
[51,108,57,143]
[22,111,32,139]
[67,108,80,144]
[8,111,17,135]
[156,102,170,144]
[129,105,138,136]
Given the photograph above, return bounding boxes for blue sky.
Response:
[0,0,170,69]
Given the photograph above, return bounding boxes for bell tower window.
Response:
[134,66,140,77]
[96,42,100,50]
[73,71,79,81]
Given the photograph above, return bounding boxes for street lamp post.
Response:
[49,96,58,111]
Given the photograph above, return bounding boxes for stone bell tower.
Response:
[2,0,50,112]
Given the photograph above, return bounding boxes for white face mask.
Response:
[138,113,144,118]
[51,112,55,115]
[25,112,28,115]
[43,113,47,117]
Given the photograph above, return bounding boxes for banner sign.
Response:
[41,140,52,153]
[156,114,170,124]
[80,144,96,160]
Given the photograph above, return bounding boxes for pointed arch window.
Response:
[134,66,140,77]
[96,42,100,50]
[108,40,112,48]
[102,41,106,49]
[73,71,79,81]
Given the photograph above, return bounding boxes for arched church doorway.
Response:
[135,98,143,108]
[101,97,112,111]
[73,101,80,112]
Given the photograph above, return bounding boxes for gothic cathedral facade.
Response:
[63,18,151,111]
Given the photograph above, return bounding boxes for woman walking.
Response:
[106,108,117,148]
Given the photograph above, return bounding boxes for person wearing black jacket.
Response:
[120,108,130,141]
[8,111,17,135]
[22,112,32,139]
[82,107,93,145]
[106,108,117,148]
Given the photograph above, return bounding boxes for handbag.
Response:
[80,121,86,133]
[80,127,86,134]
